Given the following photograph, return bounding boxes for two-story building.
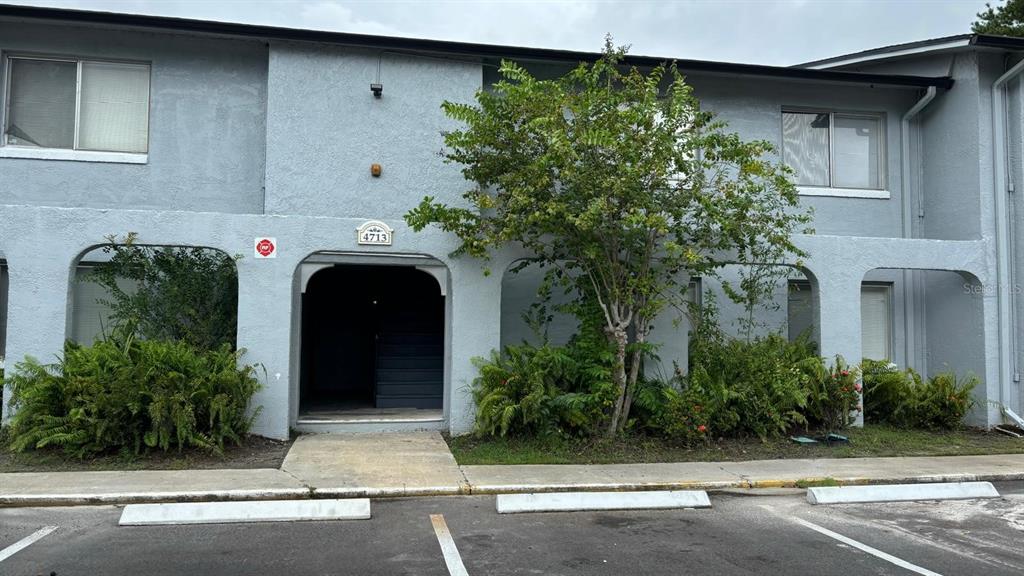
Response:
[1,4,1023,440]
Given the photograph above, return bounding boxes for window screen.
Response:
[4,56,150,154]
[782,112,830,187]
[833,115,882,189]
[6,58,77,149]
[782,110,885,190]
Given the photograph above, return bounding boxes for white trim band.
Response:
[797,186,890,199]
[0,146,147,164]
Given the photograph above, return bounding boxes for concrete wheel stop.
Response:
[495,490,712,514]
[806,481,1000,505]
[119,498,372,526]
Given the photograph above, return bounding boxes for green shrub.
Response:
[801,356,861,432]
[685,298,815,440]
[862,359,915,425]
[921,371,978,429]
[86,234,240,350]
[648,384,712,444]
[472,341,616,437]
[862,359,978,430]
[4,331,261,456]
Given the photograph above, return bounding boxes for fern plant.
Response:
[472,340,616,437]
[4,329,261,457]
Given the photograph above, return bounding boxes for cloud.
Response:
[296,1,401,36]
[2,0,988,65]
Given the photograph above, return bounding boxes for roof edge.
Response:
[800,33,1024,70]
[0,3,953,89]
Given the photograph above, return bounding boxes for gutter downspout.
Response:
[901,87,936,372]
[992,58,1024,427]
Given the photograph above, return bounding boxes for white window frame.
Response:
[0,52,150,164]
[861,282,893,361]
[782,108,888,199]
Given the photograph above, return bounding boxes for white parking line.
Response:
[792,517,943,576]
[430,514,469,576]
[0,526,58,563]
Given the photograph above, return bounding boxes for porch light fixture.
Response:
[370,83,383,98]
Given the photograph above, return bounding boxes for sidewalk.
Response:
[462,454,1024,493]
[1,432,1022,507]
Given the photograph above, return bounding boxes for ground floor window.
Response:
[786,280,893,361]
[787,280,814,341]
[861,283,892,361]
[0,261,8,361]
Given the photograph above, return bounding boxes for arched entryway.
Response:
[299,264,445,417]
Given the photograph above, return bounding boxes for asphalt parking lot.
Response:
[1,481,1022,575]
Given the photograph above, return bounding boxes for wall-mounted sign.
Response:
[254,237,277,258]
[357,220,393,246]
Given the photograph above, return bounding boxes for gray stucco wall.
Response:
[924,270,988,424]
[0,24,1014,434]
[919,53,984,241]
[687,73,919,239]
[0,19,268,213]
[264,42,481,218]
[500,262,577,349]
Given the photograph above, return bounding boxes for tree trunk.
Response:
[606,327,629,437]
[617,322,647,433]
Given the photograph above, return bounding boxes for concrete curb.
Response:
[469,480,740,495]
[2,470,1022,508]
[0,488,313,508]
[466,472,1024,496]
[312,485,470,499]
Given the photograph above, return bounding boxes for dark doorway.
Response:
[300,265,445,414]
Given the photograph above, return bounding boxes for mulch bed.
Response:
[0,434,295,473]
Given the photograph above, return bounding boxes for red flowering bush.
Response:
[653,386,712,445]
[801,356,861,431]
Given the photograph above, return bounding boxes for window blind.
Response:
[861,285,891,360]
[78,61,150,153]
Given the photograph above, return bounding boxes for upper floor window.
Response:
[3,55,150,155]
[782,110,885,191]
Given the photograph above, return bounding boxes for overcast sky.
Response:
[4,0,994,66]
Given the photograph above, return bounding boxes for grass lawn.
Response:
[447,425,1024,465]
[0,434,294,473]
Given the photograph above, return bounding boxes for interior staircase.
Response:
[374,332,444,409]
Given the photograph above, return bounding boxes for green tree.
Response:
[973,0,1024,36]
[86,233,240,350]
[406,39,811,435]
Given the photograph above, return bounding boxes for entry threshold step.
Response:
[375,395,443,409]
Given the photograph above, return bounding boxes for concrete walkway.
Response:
[1,433,1022,506]
[462,453,1024,493]
[281,431,468,497]
[0,432,468,506]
